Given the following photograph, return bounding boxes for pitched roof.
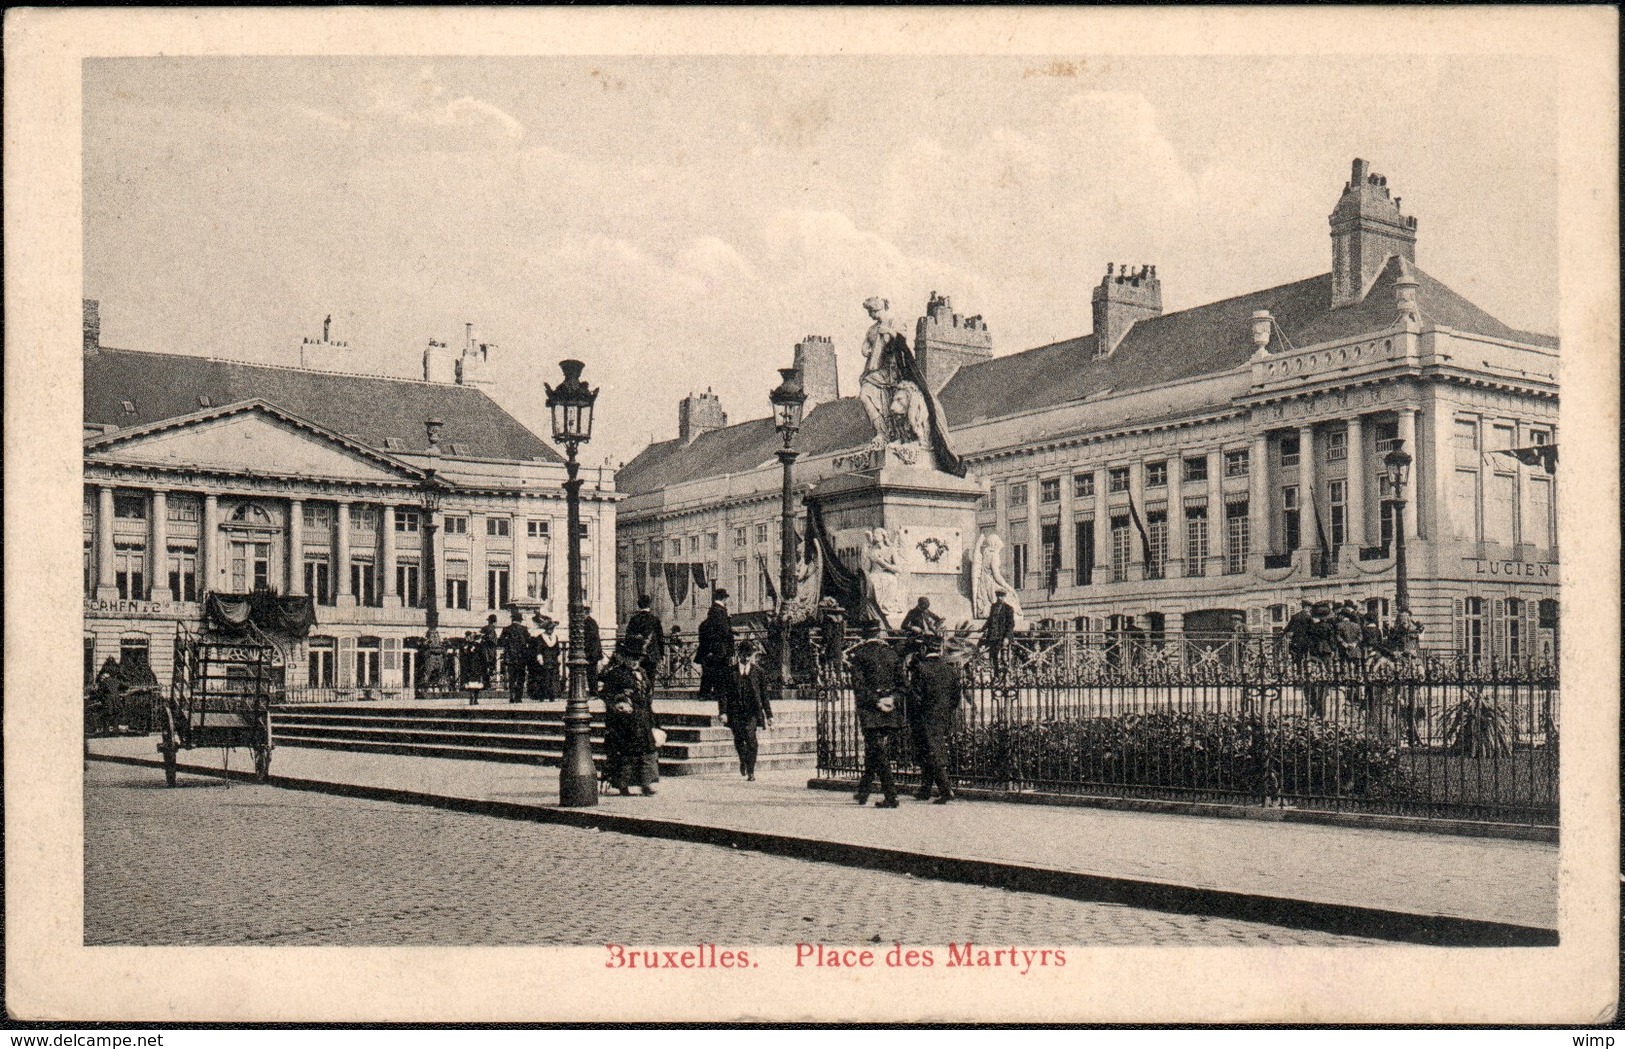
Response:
[84,348,560,462]
[616,260,1557,496]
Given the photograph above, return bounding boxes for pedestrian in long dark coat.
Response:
[848,623,905,808]
[722,640,774,780]
[528,616,561,700]
[909,636,972,803]
[581,604,604,696]
[695,589,736,704]
[600,647,658,795]
[479,615,501,688]
[461,631,489,704]
[623,595,665,680]
[817,598,847,680]
[499,610,531,703]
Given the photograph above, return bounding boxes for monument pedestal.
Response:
[807,447,984,629]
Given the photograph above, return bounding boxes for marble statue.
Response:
[970,532,1025,623]
[862,527,908,627]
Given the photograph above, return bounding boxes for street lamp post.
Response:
[419,461,447,693]
[769,368,807,685]
[546,360,600,807]
[1383,441,1413,615]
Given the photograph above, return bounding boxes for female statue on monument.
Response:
[857,297,966,477]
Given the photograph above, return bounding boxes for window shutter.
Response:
[1452,598,1465,654]
[1525,599,1539,658]
[1490,599,1506,664]
[338,636,356,687]
[382,637,401,687]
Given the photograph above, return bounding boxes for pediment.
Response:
[86,403,419,484]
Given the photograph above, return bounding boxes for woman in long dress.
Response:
[600,645,658,795]
[863,528,907,628]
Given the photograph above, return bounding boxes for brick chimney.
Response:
[1091,264,1162,359]
[914,292,992,392]
[678,388,727,444]
[1329,158,1418,309]
[83,299,100,357]
[792,335,840,409]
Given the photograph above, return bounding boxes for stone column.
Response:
[287,498,305,595]
[201,494,219,595]
[335,501,353,604]
[382,504,398,603]
[1024,481,1041,592]
[1206,450,1225,575]
[511,507,529,604]
[1397,407,1420,540]
[1249,433,1271,563]
[149,490,168,600]
[1166,451,1185,574]
[1058,469,1075,582]
[1298,424,1317,563]
[1345,416,1367,548]
[95,486,116,597]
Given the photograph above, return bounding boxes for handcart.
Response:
[160,630,283,786]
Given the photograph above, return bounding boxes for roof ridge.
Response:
[94,346,488,391]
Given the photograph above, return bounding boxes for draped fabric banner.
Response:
[633,561,648,602]
[204,591,315,639]
[890,332,967,477]
[1126,492,1153,564]
[805,500,863,611]
[664,562,689,609]
[758,554,778,604]
[690,562,709,600]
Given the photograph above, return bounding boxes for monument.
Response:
[801,297,987,630]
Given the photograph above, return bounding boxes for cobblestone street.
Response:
[85,761,1382,947]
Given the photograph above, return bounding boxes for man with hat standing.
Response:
[499,609,531,703]
[817,597,847,681]
[981,589,1016,680]
[848,620,905,808]
[580,603,604,696]
[623,594,665,681]
[909,634,973,803]
[695,588,736,706]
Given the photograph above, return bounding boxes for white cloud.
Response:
[359,65,525,146]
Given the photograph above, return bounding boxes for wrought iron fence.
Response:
[281,686,418,704]
[814,631,1558,826]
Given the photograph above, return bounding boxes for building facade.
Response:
[616,160,1558,661]
[83,308,618,693]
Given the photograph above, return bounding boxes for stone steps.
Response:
[269,701,818,777]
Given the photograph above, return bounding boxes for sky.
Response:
[84,55,1557,468]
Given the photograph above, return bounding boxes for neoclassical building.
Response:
[617,160,1558,663]
[83,311,618,692]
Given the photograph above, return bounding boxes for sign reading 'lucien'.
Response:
[1467,559,1554,578]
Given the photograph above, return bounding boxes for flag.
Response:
[1495,445,1558,474]
[690,562,708,598]
[758,554,778,604]
[1307,484,1331,555]
[633,561,648,601]
[1126,492,1153,564]
[664,562,689,609]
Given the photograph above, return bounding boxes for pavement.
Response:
[84,733,1560,945]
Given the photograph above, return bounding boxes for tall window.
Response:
[1224,502,1250,574]
[1380,500,1397,550]
[1325,430,1347,462]
[486,516,511,538]
[1145,511,1168,579]
[706,532,719,551]
[305,556,332,605]
[1329,480,1347,549]
[526,555,549,601]
[228,540,271,593]
[119,637,150,668]
[1183,457,1208,483]
[755,523,769,544]
[1486,471,1516,546]
[1073,473,1095,499]
[733,527,748,548]
[1462,596,1484,662]
[356,637,382,688]
[1279,434,1300,468]
[735,558,748,603]
[1011,542,1029,590]
[1145,461,1168,488]
[1505,598,1523,662]
[1039,478,1060,504]
[307,637,336,687]
[1108,468,1130,494]
[396,558,421,607]
[84,539,94,595]
[486,562,511,610]
[445,558,470,610]
[1040,522,1061,583]
[443,515,468,536]
[114,543,146,600]
[670,538,683,559]
[1185,507,1209,577]
[302,504,333,530]
[113,493,147,520]
[1282,486,1301,552]
[527,519,549,539]
[167,546,198,602]
[687,536,699,554]
[395,510,421,534]
[1224,450,1249,478]
[1074,519,1094,585]
[351,558,379,607]
[1110,516,1131,582]
[1008,482,1029,509]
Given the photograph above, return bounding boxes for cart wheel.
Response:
[161,706,179,788]
[253,745,272,783]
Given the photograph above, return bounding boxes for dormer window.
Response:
[198,395,212,408]
[120,400,135,414]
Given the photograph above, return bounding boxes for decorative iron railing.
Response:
[813,631,1558,826]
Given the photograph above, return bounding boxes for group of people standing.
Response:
[1281,599,1424,669]
[460,606,602,704]
[846,618,972,809]
[692,589,775,781]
